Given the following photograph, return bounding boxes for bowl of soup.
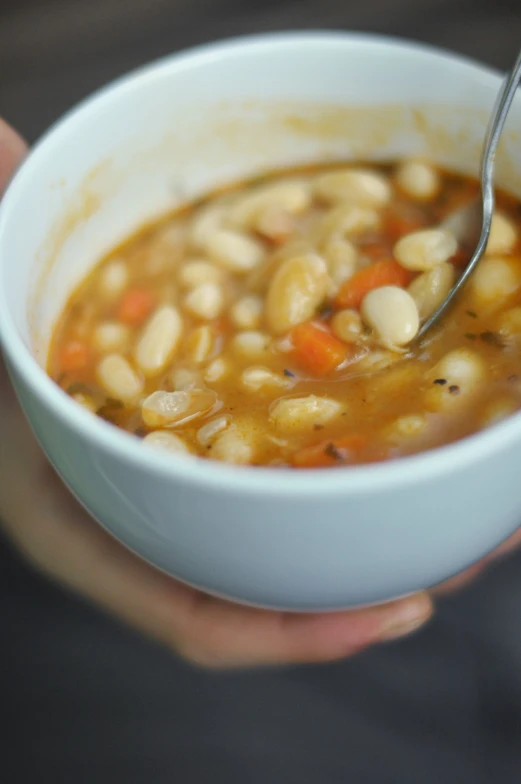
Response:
[2,32,521,609]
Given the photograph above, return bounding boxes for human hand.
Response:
[0,115,505,669]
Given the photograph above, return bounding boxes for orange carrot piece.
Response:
[117,288,155,325]
[59,340,90,372]
[292,434,368,468]
[291,321,349,376]
[335,259,412,310]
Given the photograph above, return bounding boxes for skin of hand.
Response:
[0,117,514,668]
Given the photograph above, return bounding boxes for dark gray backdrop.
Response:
[2,1,521,781]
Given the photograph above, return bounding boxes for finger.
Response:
[0,119,27,192]
[170,591,433,668]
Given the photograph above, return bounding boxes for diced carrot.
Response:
[59,340,90,372]
[335,259,412,310]
[292,434,368,468]
[291,321,350,376]
[117,288,155,325]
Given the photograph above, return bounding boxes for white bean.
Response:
[146,223,186,274]
[331,309,363,343]
[179,259,223,289]
[407,263,455,321]
[196,416,230,446]
[269,395,342,432]
[98,259,128,299]
[268,239,314,265]
[171,367,202,391]
[432,348,486,384]
[211,424,256,464]
[394,229,457,272]
[486,211,517,255]
[228,180,312,228]
[353,349,400,373]
[92,322,130,353]
[241,366,292,392]
[395,161,440,201]
[272,334,294,354]
[143,431,191,454]
[314,168,391,207]
[314,205,380,244]
[155,221,187,246]
[184,282,224,320]
[470,256,521,308]
[244,239,313,294]
[232,331,271,359]
[185,325,214,364]
[425,348,486,411]
[230,295,264,330]
[254,206,296,243]
[189,204,226,251]
[361,286,419,347]
[97,354,143,402]
[387,414,427,438]
[141,389,217,428]
[322,238,359,294]
[207,229,264,273]
[265,253,329,335]
[135,305,183,377]
[204,358,229,384]
[497,307,521,337]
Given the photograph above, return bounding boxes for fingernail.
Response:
[379,616,429,642]
[377,593,433,642]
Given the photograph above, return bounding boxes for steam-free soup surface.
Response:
[48,161,521,468]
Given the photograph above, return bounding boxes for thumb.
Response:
[0,119,28,193]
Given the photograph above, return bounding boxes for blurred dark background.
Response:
[2,1,521,782]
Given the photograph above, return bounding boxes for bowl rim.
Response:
[0,29,516,499]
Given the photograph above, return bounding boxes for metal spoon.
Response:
[417,47,521,341]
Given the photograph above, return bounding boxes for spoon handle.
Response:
[417,48,521,341]
[478,48,521,246]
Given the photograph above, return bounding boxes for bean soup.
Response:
[48,161,521,468]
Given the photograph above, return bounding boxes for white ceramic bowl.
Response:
[2,32,521,610]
